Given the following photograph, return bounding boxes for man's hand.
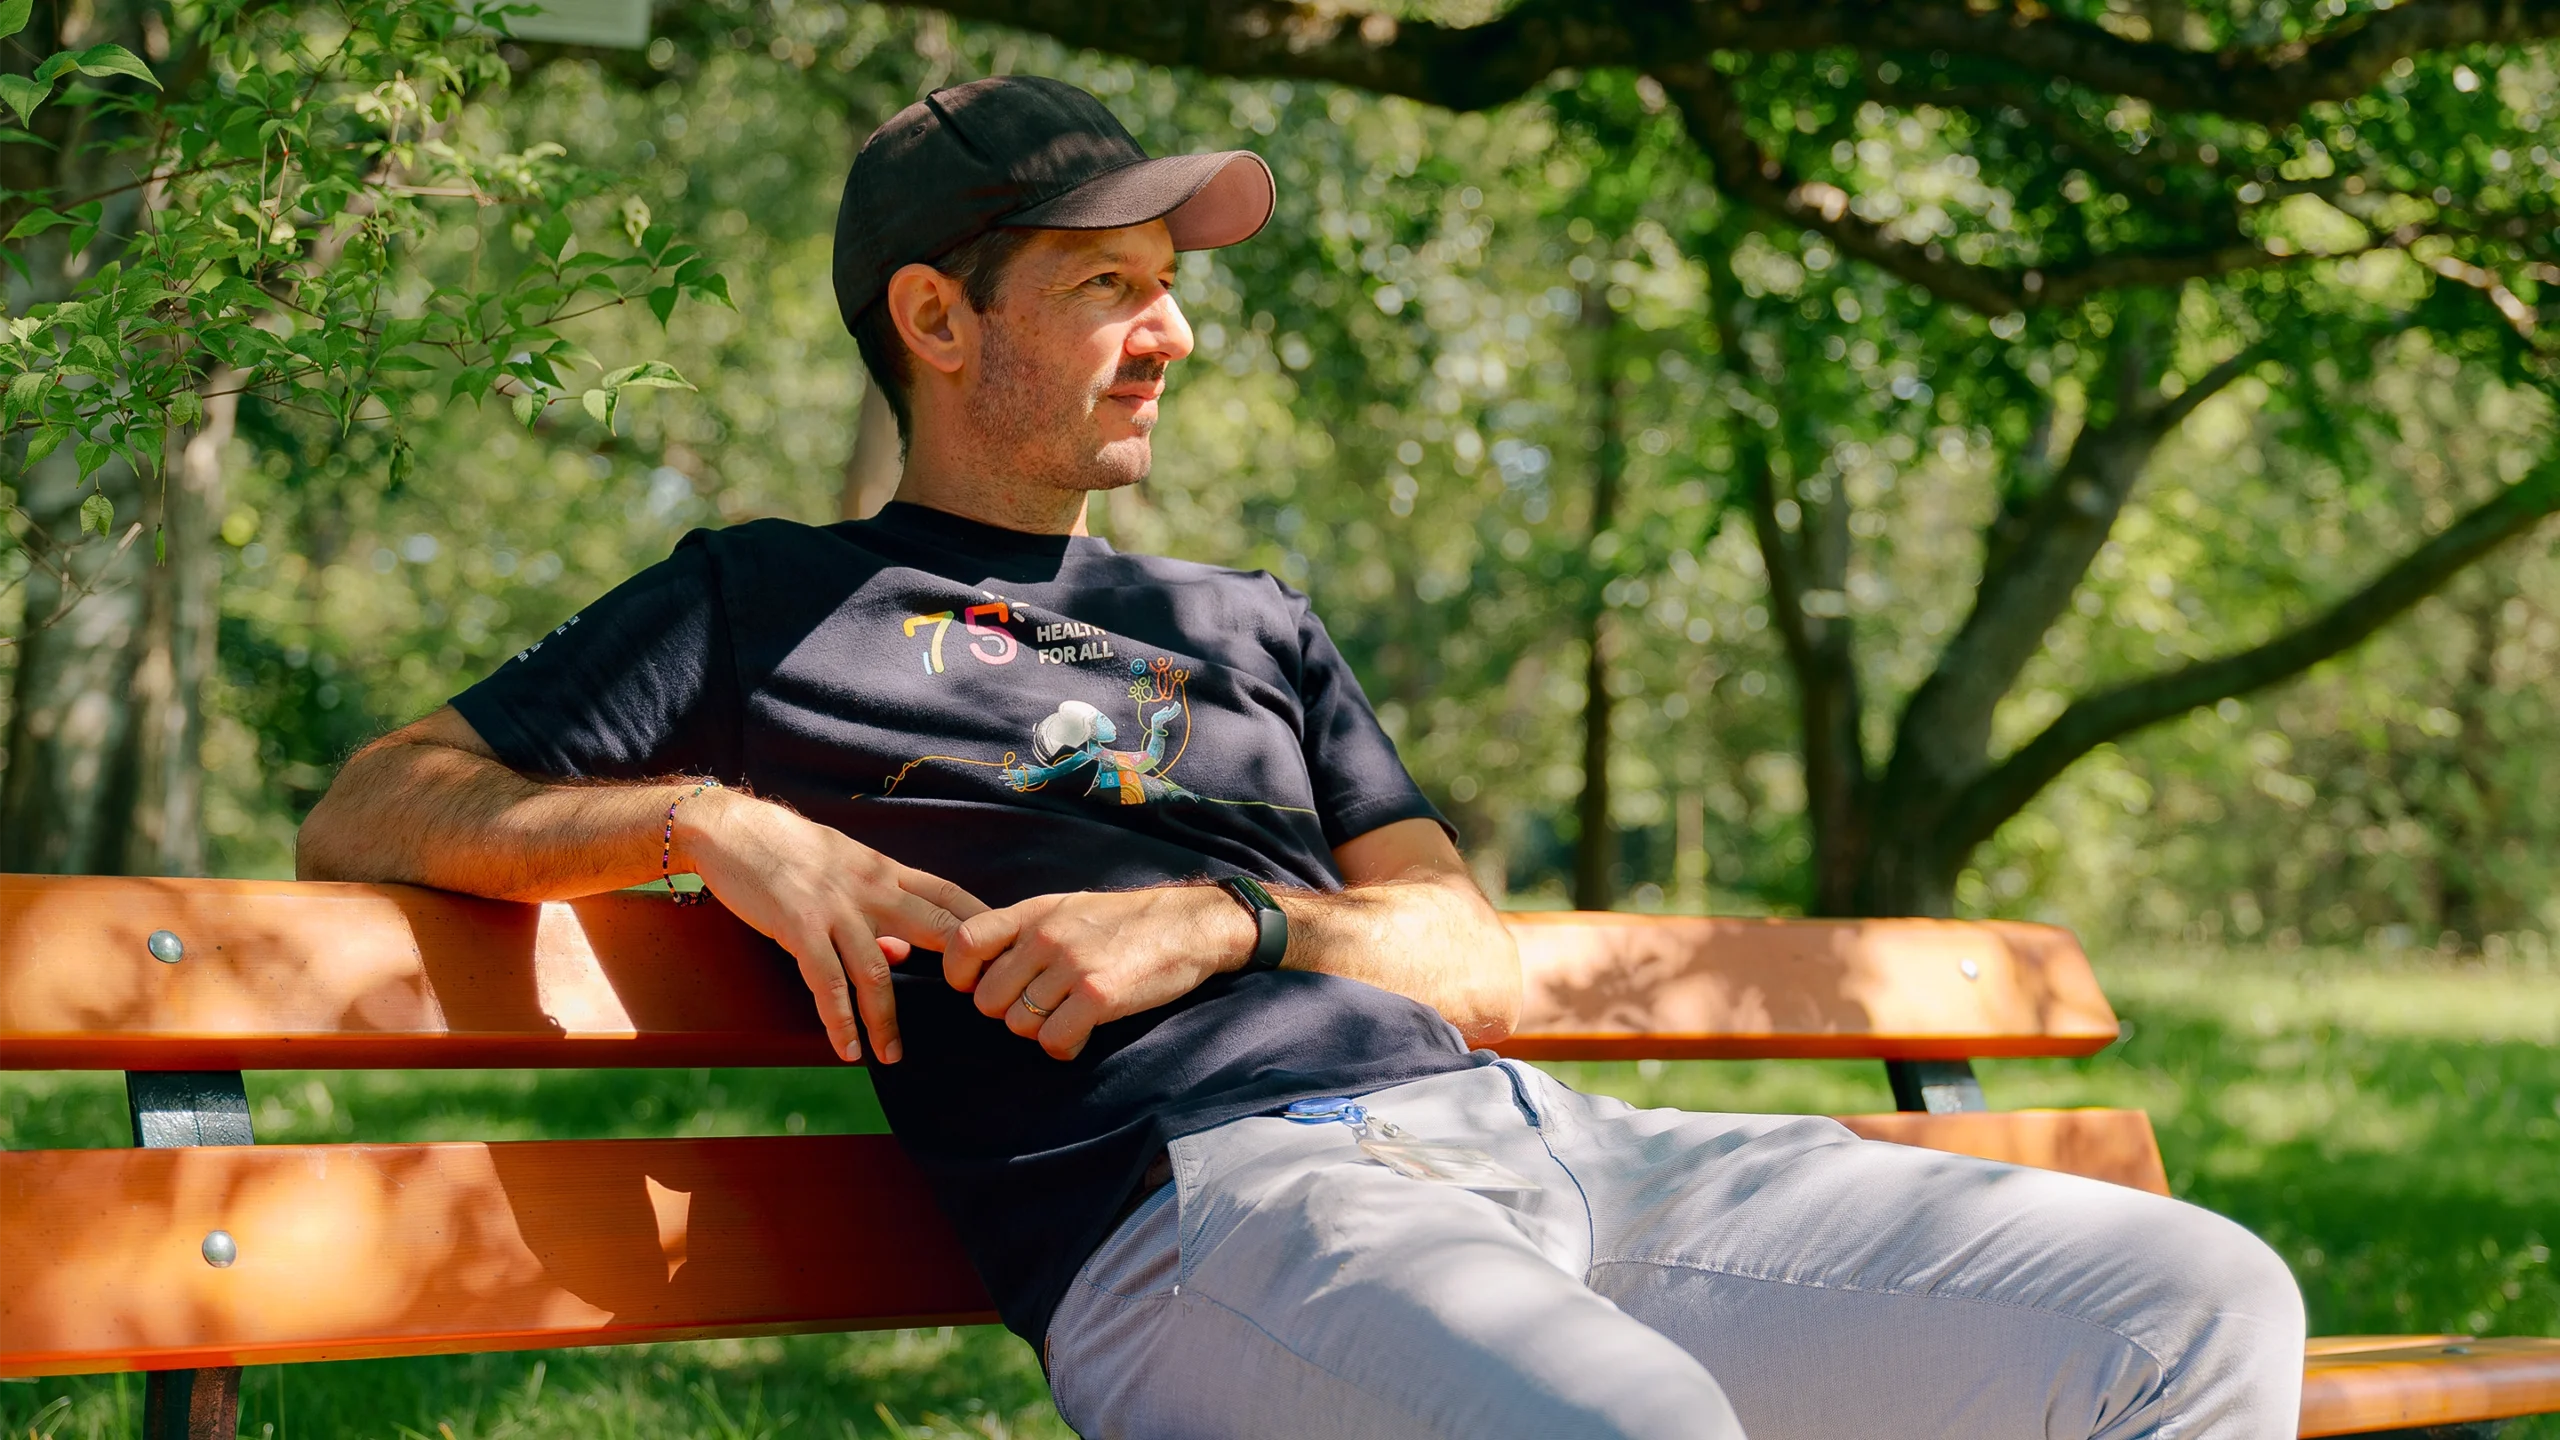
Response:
[677,789,986,1065]
[942,886,1255,1060]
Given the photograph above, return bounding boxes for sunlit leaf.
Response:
[0,0,32,42]
[79,490,111,535]
[70,43,158,88]
[4,367,46,424]
[532,211,572,262]
[599,360,693,391]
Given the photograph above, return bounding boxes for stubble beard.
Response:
[975,321,1161,494]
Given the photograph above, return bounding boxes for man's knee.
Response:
[2153,1200,2306,1337]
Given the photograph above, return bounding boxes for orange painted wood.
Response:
[1499,912,2119,1060]
[0,1135,995,1378]
[1,877,2117,1069]
[0,875,837,1069]
[1831,1109,2172,1195]
[2304,1334,2465,1356]
[2299,1336,2560,1436]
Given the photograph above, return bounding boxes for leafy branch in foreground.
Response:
[0,0,724,566]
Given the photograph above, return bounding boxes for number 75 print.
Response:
[905,603,1018,674]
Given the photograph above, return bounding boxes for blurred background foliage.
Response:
[4,0,2552,953]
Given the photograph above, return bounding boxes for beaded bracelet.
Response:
[661,778,722,904]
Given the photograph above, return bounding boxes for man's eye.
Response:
[1083,273,1119,291]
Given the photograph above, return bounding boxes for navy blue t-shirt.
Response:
[449,501,1487,1343]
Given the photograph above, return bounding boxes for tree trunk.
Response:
[838,380,903,521]
[0,450,151,873]
[1571,287,1626,911]
[2433,585,2507,947]
[0,382,233,876]
[125,381,237,874]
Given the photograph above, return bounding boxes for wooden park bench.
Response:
[3,873,2556,1438]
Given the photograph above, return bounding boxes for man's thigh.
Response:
[1045,1065,1741,1440]
[1516,1067,2307,1440]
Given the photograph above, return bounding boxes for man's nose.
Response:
[1129,290,1193,365]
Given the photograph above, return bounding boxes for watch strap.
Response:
[1218,875,1289,973]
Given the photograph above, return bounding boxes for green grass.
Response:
[6,944,2556,1438]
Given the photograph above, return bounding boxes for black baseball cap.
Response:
[833,76,1276,334]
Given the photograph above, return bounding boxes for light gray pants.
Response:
[1046,1062,2304,1440]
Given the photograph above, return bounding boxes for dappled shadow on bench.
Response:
[0,876,834,1068]
[1505,914,2115,1060]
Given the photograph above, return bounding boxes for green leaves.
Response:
[580,361,693,434]
[0,75,50,126]
[64,43,158,88]
[0,0,718,575]
[1,43,156,123]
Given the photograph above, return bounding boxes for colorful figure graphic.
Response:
[1003,698,1196,804]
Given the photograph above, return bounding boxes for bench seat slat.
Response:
[0,1135,996,1377]
[0,878,2119,1068]
[1833,1109,2172,1195]
[2299,1337,2560,1437]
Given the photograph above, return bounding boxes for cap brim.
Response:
[1004,150,1274,251]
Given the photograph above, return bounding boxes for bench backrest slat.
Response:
[1501,912,2119,1060]
[0,876,2116,1068]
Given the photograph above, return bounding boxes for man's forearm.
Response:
[1271,878,1522,1046]
[296,713,691,900]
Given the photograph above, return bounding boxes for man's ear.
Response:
[885,262,977,378]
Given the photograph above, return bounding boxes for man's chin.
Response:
[1067,438,1153,491]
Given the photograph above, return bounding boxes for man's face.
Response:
[964,222,1193,493]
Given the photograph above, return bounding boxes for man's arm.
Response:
[941,816,1522,1059]
[298,705,983,1064]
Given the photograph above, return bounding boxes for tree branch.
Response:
[1864,321,2265,871]
[1940,462,2560,859]
[1656,61,2274,316]
[899,0,2560,125]
[1703,237,1872,910]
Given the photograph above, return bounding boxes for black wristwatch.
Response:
[1217,875,1289,974]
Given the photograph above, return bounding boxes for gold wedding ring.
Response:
[1019,995,1055,1019]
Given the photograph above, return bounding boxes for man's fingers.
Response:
[785,930,864,1064]
[899,867,990,922]
[943,908,1019,993]
[976,940,1042,1022]
[1036,991,1102,1061]
[876,936,913,965]
[834,917,902,1066]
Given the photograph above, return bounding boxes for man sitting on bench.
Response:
[298,75,2307,1440]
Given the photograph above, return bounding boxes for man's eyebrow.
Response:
[1065,245,1178,274]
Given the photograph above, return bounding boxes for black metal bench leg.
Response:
[127,1070,254,1440]
[142,1369,243,1440]
[1884,1058,1987,1113]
